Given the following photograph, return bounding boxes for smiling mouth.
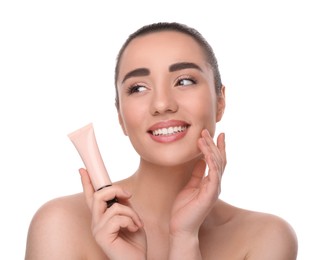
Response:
[149,125,189,136]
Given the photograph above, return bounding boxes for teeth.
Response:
[152,126,187,136]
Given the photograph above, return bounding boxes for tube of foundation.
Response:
[68,123,117,207]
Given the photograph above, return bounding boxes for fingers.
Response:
[92,196,143,245]
[198,129,226,184]
[93,202,143,236]
[109,215,140,233]
[184,159,207,189]
[92,187,132,220]
[216,132,227,166]
[79,168,140,228]
[199,129,226,168]
[79,169,143,250]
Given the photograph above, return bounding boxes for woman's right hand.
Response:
[79,168,147,260]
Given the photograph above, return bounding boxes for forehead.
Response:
[118,31,207,75]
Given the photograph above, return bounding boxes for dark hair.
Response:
[114,22,222,109]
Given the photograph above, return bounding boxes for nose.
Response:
[150,87,178,116]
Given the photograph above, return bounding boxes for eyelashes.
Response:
[126,76,198,95]
[176,76,197,86]
[126,84,147,95]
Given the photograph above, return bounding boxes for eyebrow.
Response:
[121,62,202,83]
[169,62,203,72]
[122,68,150,83]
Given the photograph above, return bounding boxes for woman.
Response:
[25,22,298,259]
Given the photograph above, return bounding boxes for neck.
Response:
[127,158,199,223]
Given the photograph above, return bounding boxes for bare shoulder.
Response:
[25,193,98,259]
[242,209,298,259]
[205,201,298,259]
[28,193,89,229]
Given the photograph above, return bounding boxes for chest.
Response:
[143,226,248,260]
[82,222,249,260]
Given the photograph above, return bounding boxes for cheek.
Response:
[201,104,217,136]
[119,102,145,134]
[188,91,217,125]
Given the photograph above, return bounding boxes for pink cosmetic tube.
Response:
[68,123,117,207]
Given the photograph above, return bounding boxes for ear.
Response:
[216,86,226,122]
[118,113,128,136]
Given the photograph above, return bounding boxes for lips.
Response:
[147,120,190,142]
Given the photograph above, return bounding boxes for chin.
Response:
[142,148,203,168]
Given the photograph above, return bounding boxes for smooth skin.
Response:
[25,31,298,259]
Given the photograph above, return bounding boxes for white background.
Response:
[1,0,323,259]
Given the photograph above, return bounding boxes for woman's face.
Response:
[116,31,225,166]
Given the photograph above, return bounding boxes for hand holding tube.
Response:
[69,123,147,258]
[79,168,147,259]
[68,123,117,207]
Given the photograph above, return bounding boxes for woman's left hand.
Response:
[169,129,226,238]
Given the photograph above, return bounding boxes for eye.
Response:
[127,84,147,95]
[176,77,197,86]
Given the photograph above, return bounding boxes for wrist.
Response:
[168,234,202,260]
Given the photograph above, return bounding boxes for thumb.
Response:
[79,168,95,210]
